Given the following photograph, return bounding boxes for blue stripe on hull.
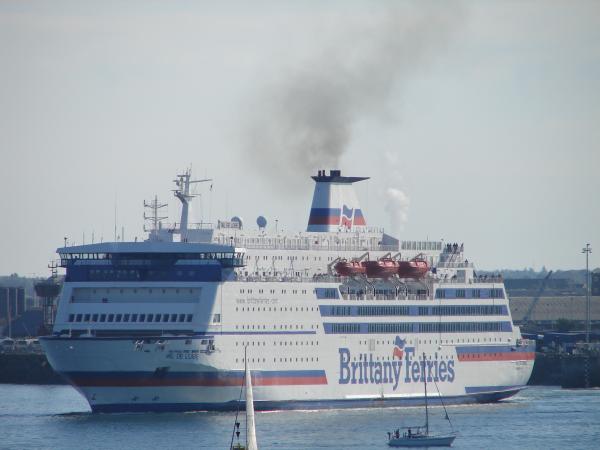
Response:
[90,387,525,413]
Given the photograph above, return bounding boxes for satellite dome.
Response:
[256,216,267,229]
[231,216,243,229]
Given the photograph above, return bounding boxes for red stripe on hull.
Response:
[256,376,328,386]
[458,352,535,362]
[69,376,328,388]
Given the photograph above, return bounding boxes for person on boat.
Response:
[408,428,412,437]
[387,432,391,440]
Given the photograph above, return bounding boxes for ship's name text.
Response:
[338,347,455,390]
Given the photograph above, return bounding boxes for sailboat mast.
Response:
[423,352,429,435]
[245,346,248,449]
[245,345,258,450]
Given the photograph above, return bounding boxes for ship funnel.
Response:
[306,169,369,232]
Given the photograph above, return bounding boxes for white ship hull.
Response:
[41,280,534,413]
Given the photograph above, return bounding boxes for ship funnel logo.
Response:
[341,205,354,229]
[306,171,368,232]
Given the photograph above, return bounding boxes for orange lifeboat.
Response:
[363,258,400,279]
[397,259,429,279]
[334,259,367,277]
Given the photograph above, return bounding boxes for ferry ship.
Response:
[40,169,535,412]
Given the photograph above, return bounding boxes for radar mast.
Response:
[173,168,212,234]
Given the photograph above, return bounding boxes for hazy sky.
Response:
[1,0,599,276]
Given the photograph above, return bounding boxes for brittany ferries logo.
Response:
[393,336,406,359]
[338,336,456,390]
[341,205,354,229]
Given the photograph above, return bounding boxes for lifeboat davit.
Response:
[363,258,400,279]
[334,259,367,277]
[397,259,429,279]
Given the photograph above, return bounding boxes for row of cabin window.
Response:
[235,357,320,364]
[358,337,505,346]
[236,306,317,312]
[254,256,324,261]
[239,289,308,294]
[330,306,505,317]
[330,321,507,334]
[416,321,505,333]
[67,313,193,323]
[87,269,209,280]
[428,305,505,316]
[236,340,319,347]
[235,324,319,330]
[243,271,309,277]
[88,288,196,294]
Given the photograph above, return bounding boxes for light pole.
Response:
[5,287,11,339]
[582,244,592,344]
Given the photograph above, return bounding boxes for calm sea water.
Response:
[0,385,599,450]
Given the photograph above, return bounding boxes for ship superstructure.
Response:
[41,169,534,412]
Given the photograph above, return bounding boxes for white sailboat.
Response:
[230,346,258,450]
[388,353,457,447]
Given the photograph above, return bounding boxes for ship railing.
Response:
[159,221,214,230]
[216,240,399,252]
[233,274,439,289]
[400,240,444,251]
[340,293,430,301]
[233,274,342,283]
[435,276,504,284]
[436,261,474,268]
[471,276,504,284]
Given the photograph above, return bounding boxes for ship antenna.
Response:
[144,195,168,233]
[114,193,117,242]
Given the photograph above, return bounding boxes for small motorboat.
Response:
[334,259,367,277]
[363,258,400,278]
[396,259,429,279]
[388,352,457,447]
